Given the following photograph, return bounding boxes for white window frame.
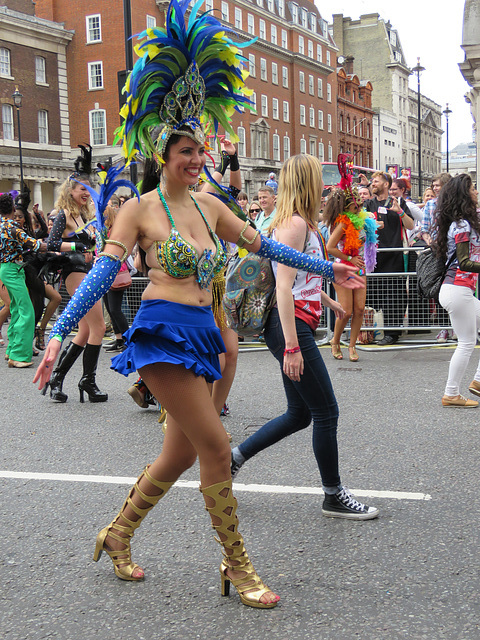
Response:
[310,13,317,33]
[327,113,332,133]
[300,138,307,154]
[281,29,287,49]
[282,66,288,88]
[278,0,285,18]
[299,71,305,92]
[2,104,14,140]
[38,110,48,144]
[86,14,102,44]
[260,58,267,81]
[298,35,304,55]
[308,40,313,59]
[328,143,333,162]
[88,61,104,90]
[309,107,315,128]
[35,56,46,84]
[300,104,306,126]
[308,75,314,95]
[0,48,11,77]
[272,62,278,85]
[273,133,280,161]
[247,14,255,35]
[89,108,107,146]
[205,0,213,11]
[271,24,277,45]
[326,50,331,66]
[327,83,332,103]
[261,94,268,117]
[291,3,298,23]
[283,100,289,122]
[267,0,274,11]
[235,7,242,30]
[318,109,324,130]
[283,135,290,161]
[221,1,229,22]
[238,126,246,156]
[272,97,279,120]
[301,8,308,28]
[259,19,266,39]
[309,138,316,156]
[318,141,324,161]
[248,54,256,77]
[317,78,323,98]
[251,91,257,114]
[316,44,322,63]
[146,15,156,29]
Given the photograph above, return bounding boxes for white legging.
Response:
[439,283,480,396]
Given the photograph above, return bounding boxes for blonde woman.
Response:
[231,155,379,520]
[44,170,107,403]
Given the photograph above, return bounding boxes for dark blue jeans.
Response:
[238,307,341,490]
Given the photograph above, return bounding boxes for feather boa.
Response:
[336,209,378,273]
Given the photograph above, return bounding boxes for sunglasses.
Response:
[250,208,261,213]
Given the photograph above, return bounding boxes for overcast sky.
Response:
[319,0,472,152]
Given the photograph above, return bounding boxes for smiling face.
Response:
[164,137,206,186]
[257,189,276,215]
[358,187,371,202]
[71,180,91,207]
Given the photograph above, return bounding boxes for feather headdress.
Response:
[337,153,360,208]
[114,0,255,165]
[70,144,93,179]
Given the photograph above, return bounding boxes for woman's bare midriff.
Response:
[141,266,213,307]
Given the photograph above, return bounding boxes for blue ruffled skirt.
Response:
[111,299,225,382]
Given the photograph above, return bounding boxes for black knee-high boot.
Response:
[45,341,84,403]
[78,343,108,403]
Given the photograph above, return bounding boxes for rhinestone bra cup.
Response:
[155,187,226,289]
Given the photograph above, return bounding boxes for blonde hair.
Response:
[104,205,117,230]
[55,176,94,222]
[268,154,323,232]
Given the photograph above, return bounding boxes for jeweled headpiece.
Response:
[114,0,255,164]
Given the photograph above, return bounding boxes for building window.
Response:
[38,110,48,144]
[221,2,229,22]
[308,75,314,95]
[273,134,280,161]
[308,40,313,58]
[390,30,397,46]
[247,14,255,35]
[327,113,332,133]
[271,24,277,45]
[326,50,331,66]
[205,0,213,10]
[267,0,274,10]
[0,48,11,77]
[327,83,332,102]
[310,13,317,33]
[318,142,324,161]
[317,78,323,98]
[251,91,257,113]
[291,3,298,23]
[316,45,322,63]
[146,15,156,29]
[89,109,107,145]
[283,100,289,122]
[238,126,246,156]
[2,104,14,140]
[300,138,307,154]
[301,8,308,28]
[251,120,269,158]
[260,58,267,81]
[328,143,333,162]
[299,71,305,92]
[259,19,266,39]
[278,0,285,18]
[300,105,306,126]
[309,138,316,155]
[256,0,263,6]
[261,94,268,117]
[281,29,287,49]
[272,62,278,85]
[86,14,102,43]
[249,54,256,77]
[282,66,288,88]
[272,98,279,119]
[318,110,324,129]
[340,114,343,131]
[35,56,46,84]
[298,35,304,55]
[309,108,315,128]
[235,7,242,30]
[88,61,104,90]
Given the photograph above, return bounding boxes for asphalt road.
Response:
[1,339,479,640]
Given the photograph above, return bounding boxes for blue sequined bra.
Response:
[154,187,227,289]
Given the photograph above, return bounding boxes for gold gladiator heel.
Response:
[93,465,174,581]
[201,479,279,609]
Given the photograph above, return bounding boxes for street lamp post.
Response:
[412,58,425,197]
[12,86,24,194]
[443,103,452,173]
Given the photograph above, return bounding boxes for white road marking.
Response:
[0,470,432,500]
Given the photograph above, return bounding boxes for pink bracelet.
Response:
[284,346,301,355]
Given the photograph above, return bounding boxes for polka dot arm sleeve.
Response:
[48,256,121,344]
[256,234,334,281]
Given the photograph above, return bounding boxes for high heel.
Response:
[331,343,343,360]
[48,341,84,402]
[35,326,45,350]
[201,479,279,609]
[93,465,174,581]
[348,346,359,362]
[78,344,108,403]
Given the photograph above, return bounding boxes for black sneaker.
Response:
[322,488,379,520]
[104,339,126,353]
[231,453,244,479]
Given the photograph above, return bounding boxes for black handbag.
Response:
[416,248,456,301]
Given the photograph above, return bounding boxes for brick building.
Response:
[0,0,73,211]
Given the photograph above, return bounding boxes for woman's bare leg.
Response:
[65,273,105,345]
[39,284,62,330]
[332,284,353,345]
[349,279,367,347]
[212,327,239,414]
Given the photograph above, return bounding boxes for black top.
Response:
[47,211,95,252]
[364,197,412,272]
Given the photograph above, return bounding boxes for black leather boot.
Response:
[78,344,108,403]
[45,341,84,403]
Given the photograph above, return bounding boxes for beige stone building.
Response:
[460,0,480,186]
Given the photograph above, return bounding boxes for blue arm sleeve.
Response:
[49,255,121,343]
[256,234,335,281]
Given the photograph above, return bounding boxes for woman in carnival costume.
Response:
[324,155,378,362]
[34,0,363,608]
